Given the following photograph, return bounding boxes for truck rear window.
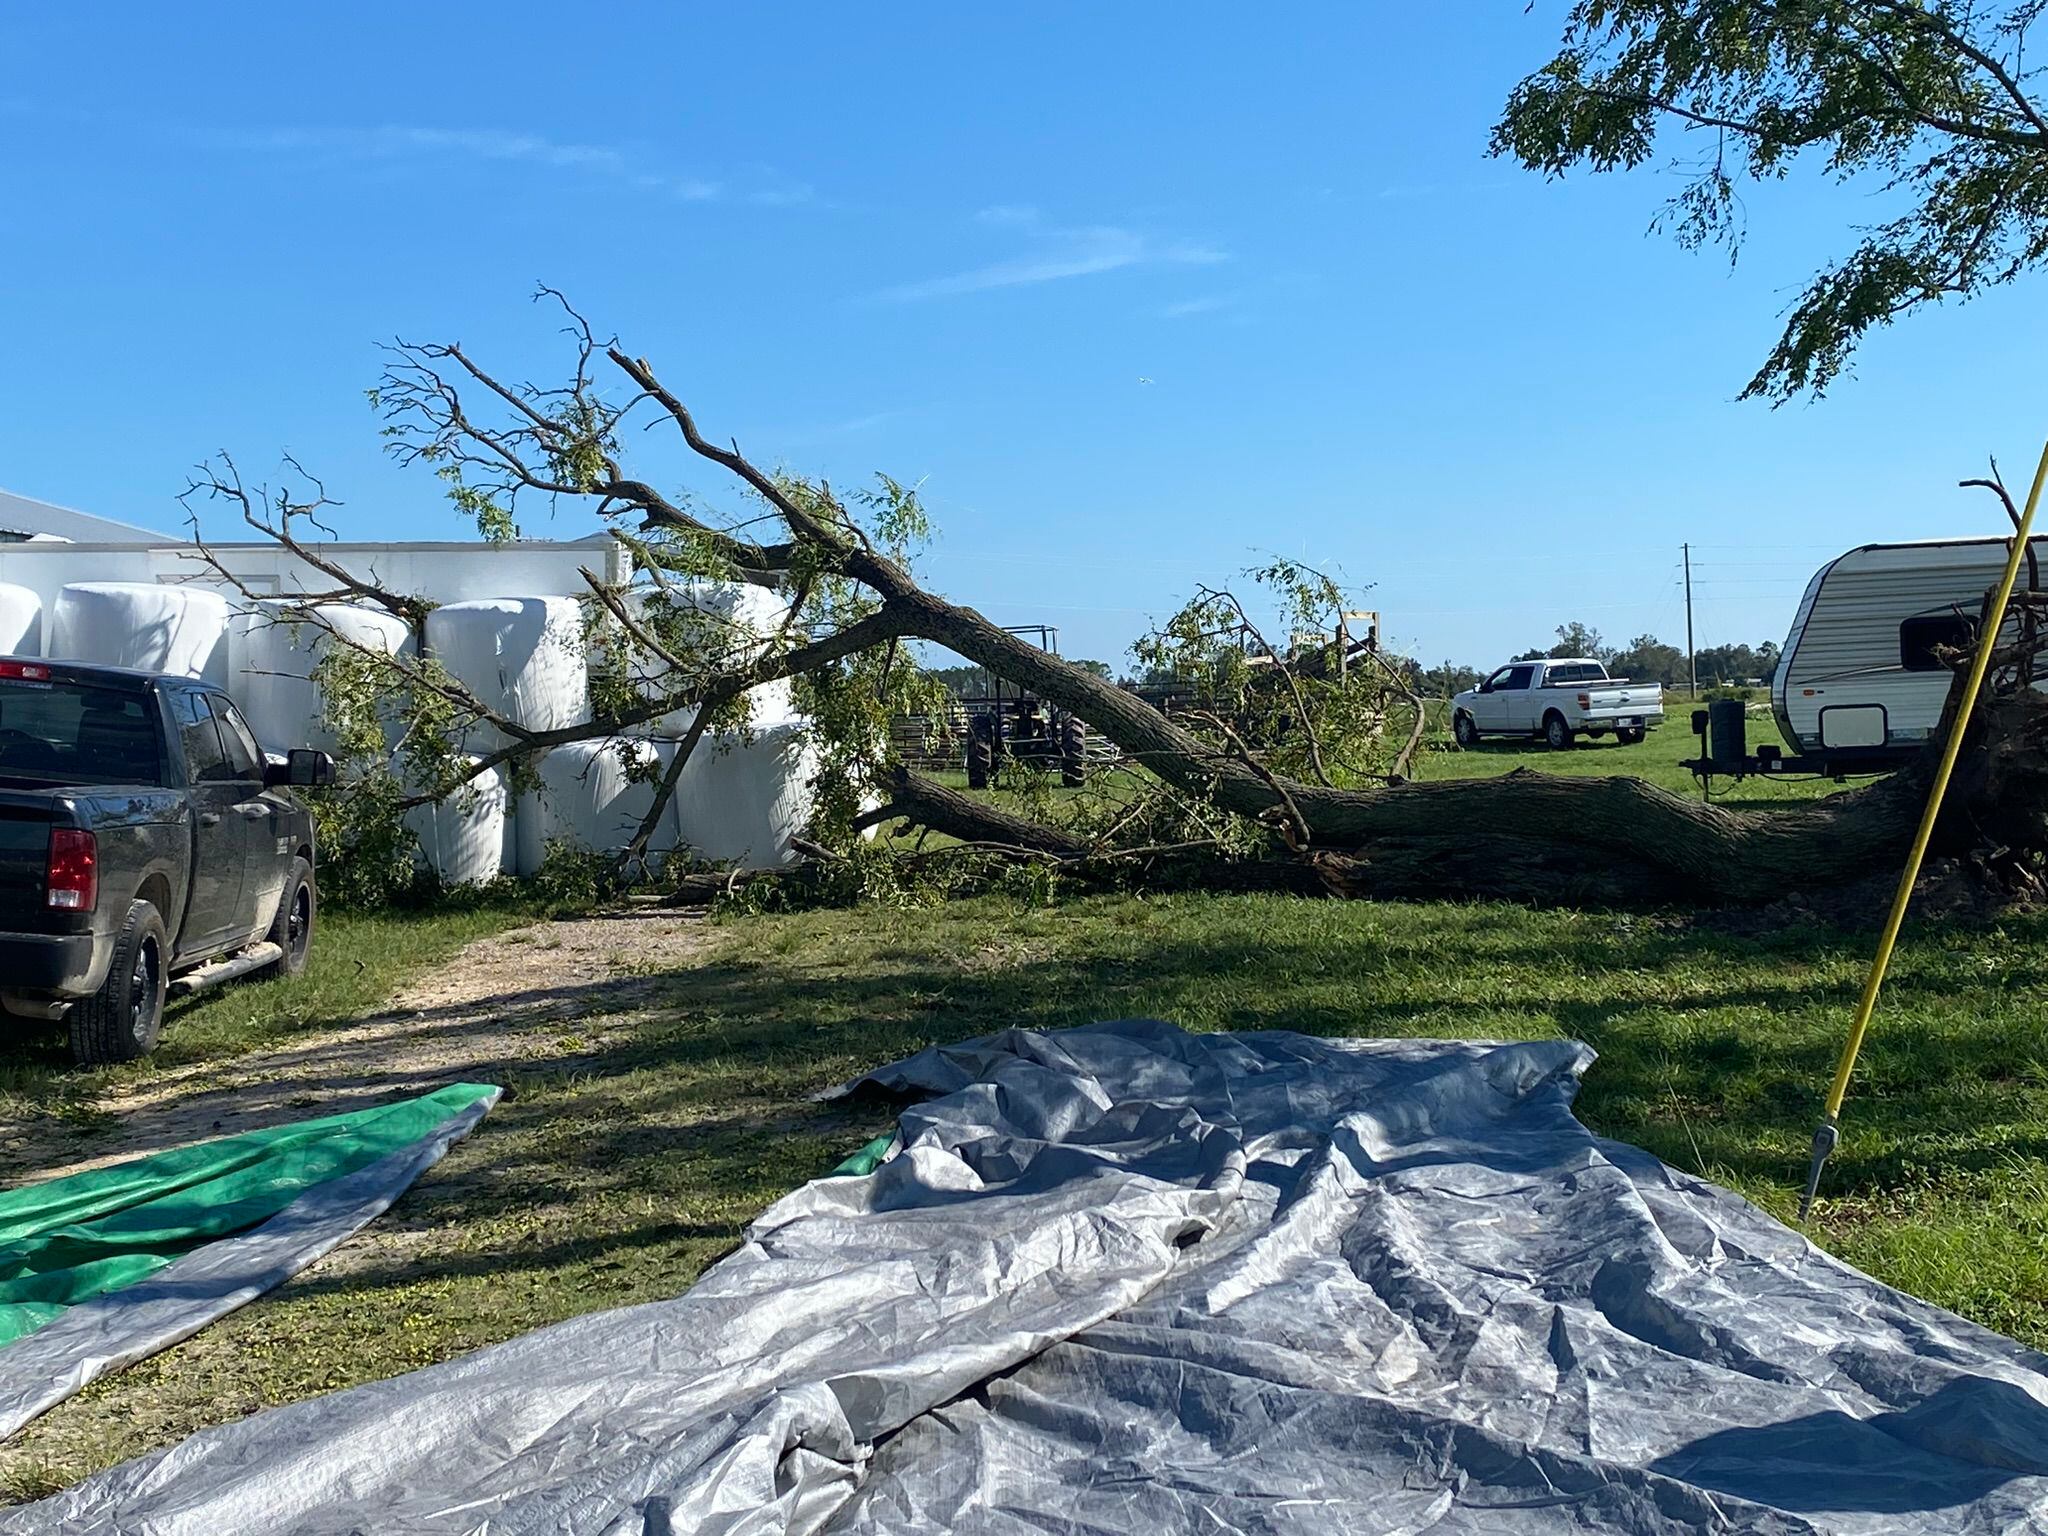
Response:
[0,681,162,786]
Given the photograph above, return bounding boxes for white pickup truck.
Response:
[1451,658,1664,750]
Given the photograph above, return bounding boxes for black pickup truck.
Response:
[0,658,332,1064]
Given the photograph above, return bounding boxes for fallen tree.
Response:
[183,294,2048,910]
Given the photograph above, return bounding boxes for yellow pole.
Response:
[1800,437,2048,1220]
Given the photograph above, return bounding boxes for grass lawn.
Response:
[943,706,1864,809]
[6,729,2047,1498]
[1404,712,1868,808]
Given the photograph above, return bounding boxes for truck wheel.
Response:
[71,900,168,1065]
[1452,712,1478,748]
[263,857,315,980]
[1543,712,1575,751]
[966,717,995,790]
[1617,726,1647,745]
[1059,713,1087,788]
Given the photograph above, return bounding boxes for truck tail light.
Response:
[46,829,98,912]
[1577,692,1590,710]
[0,661,50,681]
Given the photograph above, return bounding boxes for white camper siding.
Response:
[1775,537,2044,751]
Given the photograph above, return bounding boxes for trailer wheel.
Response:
[966,716,995,790]
[1543,712,1575,751]
[1059,713,1087,787]
[1451,712,1478,748]
[71,900,167,1065]
[1617,726,1647,745]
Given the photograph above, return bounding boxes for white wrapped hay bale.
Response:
[0,584,43,657]
[424,597,589,750]
[671,721,818,870]
[48,582,231,685]
[514,738,679,874]
[230,600,412,754]
[403,760,514,887]
[610,582,798,737]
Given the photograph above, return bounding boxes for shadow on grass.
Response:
[9,896,2043,1302]
[233,903,2048,1288]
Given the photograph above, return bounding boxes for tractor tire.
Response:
[1543,712,1575,751]
[1059,713,1087,788]
[1452,711,1479,749]
[966,717,995,790]
[263,856,316,980]
[71,899,168,1065]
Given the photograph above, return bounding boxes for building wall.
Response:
[0,539,629,613]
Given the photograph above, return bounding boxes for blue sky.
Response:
[2,4,2042,672]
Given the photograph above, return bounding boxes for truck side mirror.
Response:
[266,749,336,788]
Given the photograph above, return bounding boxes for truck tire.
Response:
[1452,712,1478,748]
[966,717,995,790]
[263,856,315,980]
[1543,712,1575,751]
[1617,725,1647,745]
[1059,713,1087,788]
[70,900,168,1065]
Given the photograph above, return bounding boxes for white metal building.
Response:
[0,487,170,545]
[0,533,630,613]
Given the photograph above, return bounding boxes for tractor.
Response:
[959,625,1090,790]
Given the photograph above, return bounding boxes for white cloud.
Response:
[768,407,917,445]
[1157,294,1233,319]
[878,217,1228,303]
[210,123,791,205]
[748,180,818,208]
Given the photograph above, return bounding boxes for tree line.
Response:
[924,618,1780,706]
[1507,623,1780,691]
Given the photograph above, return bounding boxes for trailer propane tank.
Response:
[1708,698,1748,773]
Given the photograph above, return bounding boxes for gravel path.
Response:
[7,909,720,1183]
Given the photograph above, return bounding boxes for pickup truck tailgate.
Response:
[0,796,55,928]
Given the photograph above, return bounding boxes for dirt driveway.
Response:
[7,909,722,1183]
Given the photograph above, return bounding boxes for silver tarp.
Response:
[0,1090,498,1441]
[13,1021,2048,1533]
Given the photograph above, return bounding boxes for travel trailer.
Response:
[1687,536,2039,786]
[1688,533,2040,784]
[1773,534,2041,762]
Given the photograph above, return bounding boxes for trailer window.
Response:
[1900,611,1975,672]
[0,682,162,786]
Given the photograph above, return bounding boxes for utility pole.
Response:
[1683,541,1697,699]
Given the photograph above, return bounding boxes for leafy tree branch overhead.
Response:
[1494,1,2048,400]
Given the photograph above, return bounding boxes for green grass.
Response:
[5,734,2046,1497]
[937,709,1861,810]
[1405,716,1856,807]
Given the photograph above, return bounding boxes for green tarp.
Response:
[829,1130,898,1179]
[0,1082,499,1348]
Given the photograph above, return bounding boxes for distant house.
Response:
[0,487,169,544]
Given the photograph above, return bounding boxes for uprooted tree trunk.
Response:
[867,675,2046,907]
[183,292,2048,910]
